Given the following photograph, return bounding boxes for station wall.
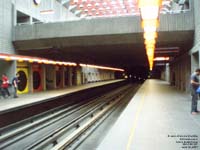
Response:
[81,66,115,84]
[14,0,78,24]
[0,60,15,80]
[161,1,200,93]
[0,0,78,80]
[6,61,117,94]
[161,54,191,93]
[161,64,170,83]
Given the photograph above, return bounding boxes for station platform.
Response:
[97,79,200,150]
[0,79,124,114]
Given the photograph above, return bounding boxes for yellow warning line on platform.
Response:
[126,89,146,150]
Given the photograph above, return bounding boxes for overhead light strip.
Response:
[138,0,162,70]
[80,64,124,72]
[0,53,77,66]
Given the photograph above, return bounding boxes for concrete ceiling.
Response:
[15,30,194,70]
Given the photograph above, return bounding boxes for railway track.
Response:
[0,84,139,150]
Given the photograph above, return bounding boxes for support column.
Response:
[30,16,33,24]
[42,64,46,91]
[53,66,56,89]
[61,66,65,88]
[191,52,199,73]
[76,66,81,85]
[72,66,78,86]
[45,65,55,90]
[68,67,72,86]
[29,63,33,93]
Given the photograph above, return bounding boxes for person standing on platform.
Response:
[12,73,20,98]
[190,68,200,115]
[1,73,10,98]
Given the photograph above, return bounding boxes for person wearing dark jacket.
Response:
[12,73,20,98]
[190,68,200,115]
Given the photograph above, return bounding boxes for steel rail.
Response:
[24,86,131,150]
[0,85,131,149]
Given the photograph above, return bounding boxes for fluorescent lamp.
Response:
[144,26,157,32]
[154,57,170,61]
[140,6,159,19]
[142,19,159,29]
[144,32,157,40]
[40,9,54,14]
[145,39,156,45]
[139,0,162,8]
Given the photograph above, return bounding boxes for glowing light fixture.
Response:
[18,59,24,62]
[144,39,156,45]
[146,44,155,50]
[40,10,54,14]
[138,0,162,7]
[80,64,124,72]
[144,32,158,40]
[141,19,159,29]
[154,57,170,61]
[0,53,77,66]
[5,57,11,61]
[140,6,159,20]
[138,0,162,70]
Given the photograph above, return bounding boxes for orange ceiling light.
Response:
[144,39,156,45]
[146,44,155,50]
[146,48,155,56]
[0,53,77,66]
[5,57,11,61]
[138,0,162,70]
[80,64,124,72]
[154,57,170,61]
[143,32,158,40]
[138,0,162,8]
[141,19,159,31]
[140,6,159,19]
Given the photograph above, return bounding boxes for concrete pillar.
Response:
[53,66,57,89]
[191,52,199,73]
[170,54,191,92]
[29,63,33,93]
[194,0,200,45]
[63,67,67,87]
[12,2,17,26]
[46,65,56,89]
[179,62,182,90]
[42,64,46,91]
[68,67,72,86]
[165,64,170,82]
[30,16,33,24]
[72,66,78,85]
[186,57,191,92]
[61,66,65,88]
[76,66,82,85]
